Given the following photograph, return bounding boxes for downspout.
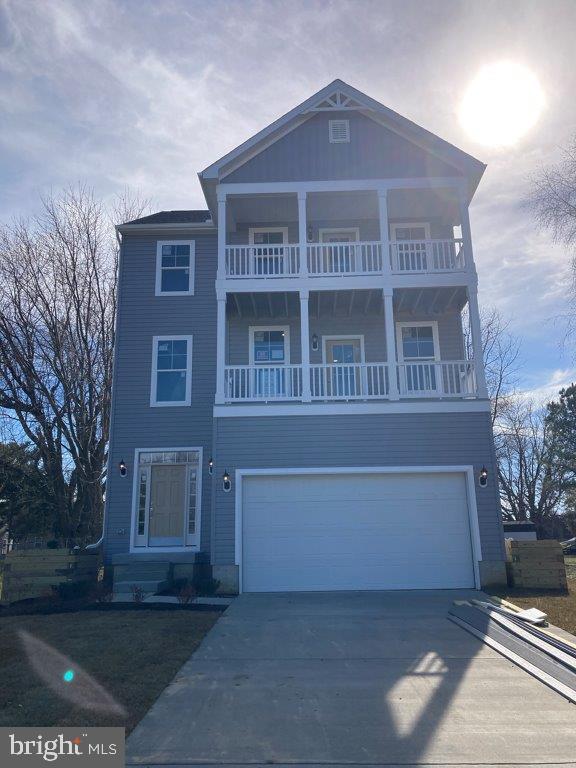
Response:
[86,226,123,550]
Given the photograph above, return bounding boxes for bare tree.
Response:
[0,186,146,541]
[496,397,567,533]
[464,306,520,424]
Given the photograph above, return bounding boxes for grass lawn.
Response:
[0,608,220,732]
[488,556,576,636]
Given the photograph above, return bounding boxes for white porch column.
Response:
[467,285,489,399]
[298,191,308,277]
[458,188,476,277]
[378,189,391,276]
[299,289,311,402]
[217,192,226,279]
[215,292,227,404]
[383,288,399,400]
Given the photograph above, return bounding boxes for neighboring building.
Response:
[502,521,538,541]
[104,79,506,594]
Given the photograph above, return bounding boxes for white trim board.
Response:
[234,465,483,593]
[129,446,203,554]
[213,400,491,417]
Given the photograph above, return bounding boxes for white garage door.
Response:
[241,471,476,592]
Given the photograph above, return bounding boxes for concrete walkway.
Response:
[127,591,576,767]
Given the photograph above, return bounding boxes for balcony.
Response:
[224,238,465,279]
[223,360,477,403]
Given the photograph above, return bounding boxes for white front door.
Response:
[241,471,476,592]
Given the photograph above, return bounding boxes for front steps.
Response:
[112,561,172,597]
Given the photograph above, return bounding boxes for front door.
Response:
[148,465,186,546]
[320,229,358,273]
[250,229,287,275]
[325,337,363,397]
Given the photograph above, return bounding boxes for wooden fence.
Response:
[0,549,101,604]
[505,539,568,590]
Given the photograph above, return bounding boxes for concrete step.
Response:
[113,579,170,595]
[113,563,171,581]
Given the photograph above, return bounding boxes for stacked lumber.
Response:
[0,549,101,604]
[505,539,568,590]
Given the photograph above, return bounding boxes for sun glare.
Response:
[459,61,544,147]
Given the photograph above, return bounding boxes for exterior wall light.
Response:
[311,334,319,352]
[479,466,488,488]
[119,459,127,478]
[307,225,314,242]
[222,469,232,493]
[208,457,214,475]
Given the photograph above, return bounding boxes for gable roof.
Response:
[199,79,485,203]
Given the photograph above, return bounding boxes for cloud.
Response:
[519,367,576,404]
[1,0,576,394]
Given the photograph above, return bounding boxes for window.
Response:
[391,223,431,241]
[151,336,193,406]
[397,324,438,361]
[156,241,195,295]
[329,119,350,143]
[248,227,288,276]
[252,330,287,364]
[396,322,440,394]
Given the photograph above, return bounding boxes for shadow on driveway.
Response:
[126,590,575,767]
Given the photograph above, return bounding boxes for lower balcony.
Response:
[223,360,477,403]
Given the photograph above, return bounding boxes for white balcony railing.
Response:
[224,238,466,278]
[307,242,383,276]
[225,245,300,278]
[390,238,465,273]
[224,365,303,401]
[310,363,389,400]
[397,361,476,398]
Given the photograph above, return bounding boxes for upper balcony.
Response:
[217,183,474,288]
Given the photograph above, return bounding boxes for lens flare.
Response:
[460,61,544,147]
[63,669,75,683]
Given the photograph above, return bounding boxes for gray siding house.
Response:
[105,80,506,594]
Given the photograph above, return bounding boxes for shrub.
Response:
[176,581,197,605]
[130,584,146,603]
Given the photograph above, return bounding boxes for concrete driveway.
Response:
[127,591,576,767]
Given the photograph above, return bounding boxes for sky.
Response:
[0,0,575,399]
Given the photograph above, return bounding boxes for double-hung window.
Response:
[156,241,195,295]
[396,322,439,394]
[151,336,193,406]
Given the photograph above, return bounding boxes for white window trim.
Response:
[321,335,365,365]
[155,240,195,296]
[396,321,440,362]
[390,222,431,240]
[328,119,350,143]
[234,465,483,593]
[150,335,193,407]
[318,227,360,242]
[248,227,289,244]
[249,325,291,366]
[130,446,203,553]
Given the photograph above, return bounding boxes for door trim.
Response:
[321,335,365,365]
[129,446,203,553]
[235,466,483,593]
[319,227,360,242]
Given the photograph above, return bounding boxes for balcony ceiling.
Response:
[226,188,460,227]
[226,287,467,320]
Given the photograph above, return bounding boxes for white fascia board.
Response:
[117,222,215,233]
[214,400,492,418]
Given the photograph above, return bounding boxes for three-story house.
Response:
[104,80,506,595]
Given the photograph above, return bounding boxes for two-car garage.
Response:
[239,469,479,592]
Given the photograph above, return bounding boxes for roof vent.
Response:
[329,119,350,143]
